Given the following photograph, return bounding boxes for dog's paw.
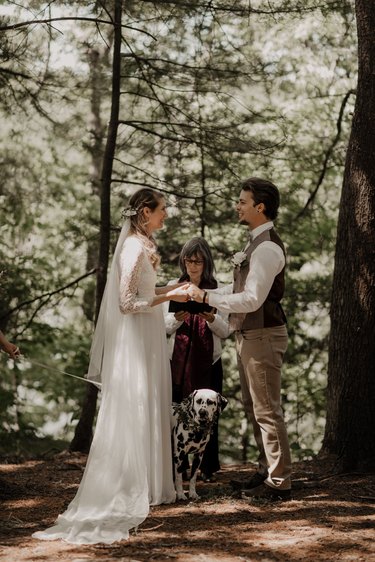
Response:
[177,491,188,501]
[189,491,200,500]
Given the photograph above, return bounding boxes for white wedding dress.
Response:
[33,234,176,544]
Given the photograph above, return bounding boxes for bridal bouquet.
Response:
[231,251,248,268]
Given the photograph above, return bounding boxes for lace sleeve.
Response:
[119,237,154,314]
[162,279,183,335]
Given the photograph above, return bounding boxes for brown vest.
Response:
[229,228,287,332]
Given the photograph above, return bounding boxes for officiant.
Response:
[164,237,232,481]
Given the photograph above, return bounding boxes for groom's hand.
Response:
[187,284,204,303]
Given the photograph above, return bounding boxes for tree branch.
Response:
[121,54,254,78]
[296,89,356,220]
[0,17,156,40]
[110,177,223,199]
[0,66,36,81]
[138,0,342,16]
[0,269,97,321]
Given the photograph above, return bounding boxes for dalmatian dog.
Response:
[171,388,228,500]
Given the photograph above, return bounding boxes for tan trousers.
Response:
[236,325,292,490]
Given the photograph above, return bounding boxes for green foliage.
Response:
[0,0,357,460]
[0,430,68,460]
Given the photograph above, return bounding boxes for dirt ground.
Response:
[0,452,374,562]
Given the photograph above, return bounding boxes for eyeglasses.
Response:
[184,258,204,265]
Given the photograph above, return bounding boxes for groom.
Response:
[187,177,292,501]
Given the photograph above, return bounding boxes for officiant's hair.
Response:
[179,237,217,288]
[241,177,280,220]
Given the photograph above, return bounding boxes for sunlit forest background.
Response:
[0,0,356,462]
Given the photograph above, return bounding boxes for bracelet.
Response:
[202,291,207,304]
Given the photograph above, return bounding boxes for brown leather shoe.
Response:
[242,483,291,502]
[230,472,267,491]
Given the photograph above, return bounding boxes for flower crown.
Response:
[122,207,137,218]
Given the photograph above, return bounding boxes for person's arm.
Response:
[119,239,188,313]
[163,280,185,334]
[152,286,189,307]
[200,309,233,338]
[207,283,233,296]
[189,242,285,314]
[155,282,185,295]
[0,331,20,359]
[119,238,154,313]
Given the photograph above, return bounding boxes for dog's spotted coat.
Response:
[171,388,228,500]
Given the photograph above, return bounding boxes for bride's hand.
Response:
[166,281,189,291]
[167,283,190,302]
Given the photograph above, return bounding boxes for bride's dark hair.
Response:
[124,188,164,268]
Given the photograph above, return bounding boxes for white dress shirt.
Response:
[208,222,285,314]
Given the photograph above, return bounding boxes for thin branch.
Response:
[0,66,36,81]
[113,157,182,188]
[17,296,53,336]
[118,120,192,143]
[0,16,111,31]
[138,0,342,16]
[16,77,60,124]
[295,89,356,220]
[120,35,174,124]
[110,177,223,199]
[121,54,254,78]
[0,17,156,40]
[118,119,238,133]
[0,269,97,321]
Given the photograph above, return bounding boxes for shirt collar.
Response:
[250,221,274,241]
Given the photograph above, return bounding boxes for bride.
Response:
[32,188,189,544]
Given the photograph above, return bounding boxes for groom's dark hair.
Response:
[241,177,280,220]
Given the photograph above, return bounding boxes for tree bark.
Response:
[322,0,375,470]
[81,41,111,323]
[70,0,123,453]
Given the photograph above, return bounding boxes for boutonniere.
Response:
[231,251,248,268]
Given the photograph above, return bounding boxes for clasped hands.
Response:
[167,282,214,322]
[166,282,205,303]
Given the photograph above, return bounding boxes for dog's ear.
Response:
[182,391,196,418]
[218,394,228,412]
[190,390,198,410]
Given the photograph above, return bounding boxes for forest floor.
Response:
[0,451,374,562]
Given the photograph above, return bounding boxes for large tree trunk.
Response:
[322,0,375,471]
[81,45,109,324]
[70,0,123,452]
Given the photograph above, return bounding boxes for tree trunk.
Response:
[70,0,123,452]
[322,0,375,470]
[82,45,109,323]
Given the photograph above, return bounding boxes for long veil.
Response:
[86,220,131,387]
[32,217,178,545]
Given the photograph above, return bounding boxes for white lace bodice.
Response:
[119,235,157,313]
